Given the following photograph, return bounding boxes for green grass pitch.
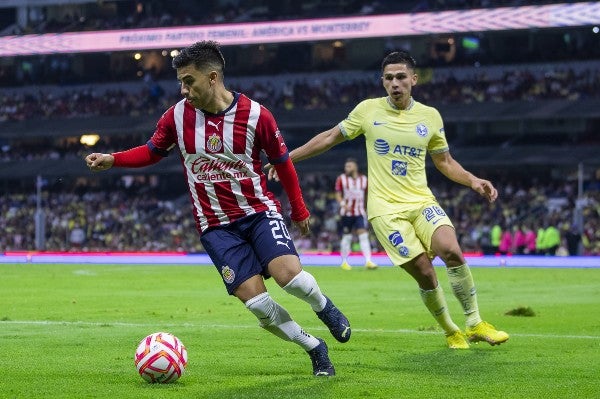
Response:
[1,263,598,399]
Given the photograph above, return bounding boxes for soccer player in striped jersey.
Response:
[271,50,509,349]
[335,157,377,270]
[85,40,351,376]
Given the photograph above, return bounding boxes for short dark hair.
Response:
[172,40,225,73]
[345,157,358,165]
[381,51,417,72]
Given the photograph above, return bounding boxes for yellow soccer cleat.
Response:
[364,260,378,270]
[466,321,509,346]
[340,261,352,271]
[446,330,470,349]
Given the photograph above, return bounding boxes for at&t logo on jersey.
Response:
[392,160,407,176]
[374,138,390,155]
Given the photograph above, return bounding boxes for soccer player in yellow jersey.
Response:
[271,51,509,349]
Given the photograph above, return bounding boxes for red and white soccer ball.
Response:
[134,332,188,383]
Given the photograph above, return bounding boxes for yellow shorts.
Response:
[370,202,454,266]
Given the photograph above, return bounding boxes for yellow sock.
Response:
[447,264,482,328]
[419,285,460,335]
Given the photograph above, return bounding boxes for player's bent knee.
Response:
[437,249,465,266]
[268,255,302,286]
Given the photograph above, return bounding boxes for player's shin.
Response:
[446,264,482,327]
[419,285,461,335]
[340,234,352,261]
[245,292,319,350]
[358,231,372,261]
[283,270,327,312]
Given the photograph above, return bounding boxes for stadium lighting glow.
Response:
[170,50,179,57]
[80,134,100,146]
[134,52,142,60]
[593,26,599,34]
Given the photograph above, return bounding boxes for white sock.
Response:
[358,231,372,262]
[283,270,327,312]
[340,234,352,262]
[447,264,482,327]
[419,285,460,335]
[245,292,319,351]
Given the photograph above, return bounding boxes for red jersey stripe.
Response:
[233,95,251,154]
[191,181,220,230]
[183,104,197,154]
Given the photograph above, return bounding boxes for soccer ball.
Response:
[134,332,188,383]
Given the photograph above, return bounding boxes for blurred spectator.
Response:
[490,222,501,254]
[513,225,526,255]
[523,224,537,255]
[499,226,513,255]
[542,222,561,255]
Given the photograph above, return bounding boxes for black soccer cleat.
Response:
[315,296,351,343]
[307,338,335,377]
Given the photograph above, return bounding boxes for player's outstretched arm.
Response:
[86,153,114,171]
[266,125,345,181]
[290,125,346,163]
[86,145,163,172]
[431,151,498,203]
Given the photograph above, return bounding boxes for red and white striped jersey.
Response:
[150,92,286,233]
[335,173,367,217]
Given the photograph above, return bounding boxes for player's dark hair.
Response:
[381,51,417,71]
[345,157,358,165]
[172,40,225,75]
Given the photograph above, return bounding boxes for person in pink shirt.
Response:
[523,224,537,255]
[512,225,526,255]
[499,228,513,255]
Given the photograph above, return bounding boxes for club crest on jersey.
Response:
[398,246,410,257]
[391,160,407,176]
[206,133,223,153]
[416,124,428,137]
[374,138,390,155]
[221,265,235,284]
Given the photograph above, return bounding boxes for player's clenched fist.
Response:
[85,153,115,171]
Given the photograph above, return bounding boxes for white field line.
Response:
[1,320,598,340]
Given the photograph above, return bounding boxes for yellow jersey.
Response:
[339,97,448,219]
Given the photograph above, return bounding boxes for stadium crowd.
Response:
[1,173,599,256]
[1,64,599,125]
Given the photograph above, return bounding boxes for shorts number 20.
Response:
[269,219,291,240]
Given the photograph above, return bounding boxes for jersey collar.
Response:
[386,96,414,111]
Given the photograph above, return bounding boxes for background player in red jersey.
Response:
[85,40,350,376]
[335,158,377,270]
